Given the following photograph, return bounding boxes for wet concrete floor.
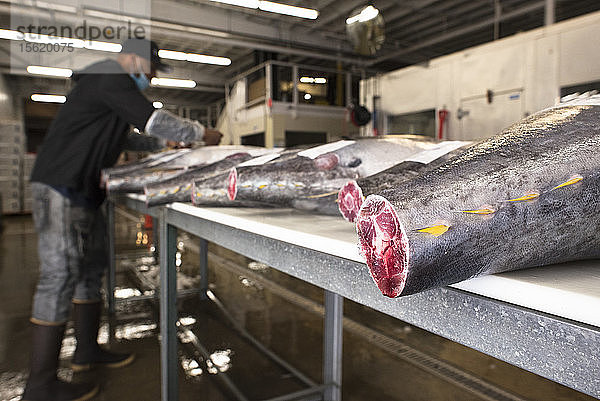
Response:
[0,210,596,401]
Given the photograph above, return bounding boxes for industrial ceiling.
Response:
[1,0,599,108]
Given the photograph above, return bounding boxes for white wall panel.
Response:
[380,66,439,115]
[364,11,600,141]
[559,22,600,87]
[531,34,559,112]
[459,44,525,99]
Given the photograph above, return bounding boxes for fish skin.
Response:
[144,153,254,206]
[356,102,600,297]
[191,172,276,208]
[106,166,186,194]
[232,156,358,205]
[104,146,270,194]
[101,149,185,186]
[190,148,309,207]
[231,137,440,210]
[338,146,472,222]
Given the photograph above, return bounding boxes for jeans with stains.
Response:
[30,183,107,324]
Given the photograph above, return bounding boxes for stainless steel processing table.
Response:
[107,194,600,400]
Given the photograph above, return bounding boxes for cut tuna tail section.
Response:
[338,180,364,223]
[228,168,238,201]
[356,195,410,298]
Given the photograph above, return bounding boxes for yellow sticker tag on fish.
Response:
[172,186,180,194]
[257,184,268,189]
[417,224,450,237]
[461,208,495,215]
[306,191,339,199]
[184,184,191,190]
[553,176,583,190]
[508,193,539,202]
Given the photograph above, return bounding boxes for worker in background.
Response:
[23,38,222,401]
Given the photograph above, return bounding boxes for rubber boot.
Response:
[71,302,135,372]
[22,323,99,401]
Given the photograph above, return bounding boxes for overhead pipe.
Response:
[494,0,501,40]
[545,0,556,25]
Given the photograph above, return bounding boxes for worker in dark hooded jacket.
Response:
[24,38,222,401]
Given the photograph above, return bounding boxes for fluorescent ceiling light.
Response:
[304,93,311,100]
[153,101,164,109]
[346,5,379,25]
[210,0,318,19]
[27,65,73,78]
[158,50,187,61]
[34,1,77,13]
[0,29,121,53]
[0,29,22,40]
[300,77,327,84]
[151,77,197,88]
[210,0,259,8]
[84,41,122,52]
[258,1,318,19]
[187,53,231,66]
[158,50,231,66]
[31,94,67,103]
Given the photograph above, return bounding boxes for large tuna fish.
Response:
[356,97,600,298]
[105,146,270,193]
[101,148,185,186]
[190,148,307,207]
[228,137,440,209]
[143,148,280,206]
[338,142,471,222]
[144,153,253,206]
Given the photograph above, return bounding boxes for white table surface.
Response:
[129,195,600,328]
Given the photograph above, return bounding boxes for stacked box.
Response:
[0,121,24,214]
[22,153,36,213]
[0,178,21,213]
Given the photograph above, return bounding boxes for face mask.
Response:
[130,72,149,91]
[129,58,150,91]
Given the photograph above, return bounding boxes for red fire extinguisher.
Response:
[438,109,449,140]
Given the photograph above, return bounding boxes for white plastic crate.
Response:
[0,178,19,190]
[0,133,24,146]
[23,184,32,200]
[0,166,20,177]
[23,154,36,176]
[0,121,24,141]
[2,197,21,214]
[0,186,19,199]
[0,142,23,156]
[22,197,33,213]
[0,155,20,169]
[23,153,36,166]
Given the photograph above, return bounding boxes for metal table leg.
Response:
[159,208,178,401]
[106,200,116,315]
[199,238,209,300]
[153,216,160,264]
[323,290,343,401]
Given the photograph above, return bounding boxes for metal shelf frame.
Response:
[107,195,600,400]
